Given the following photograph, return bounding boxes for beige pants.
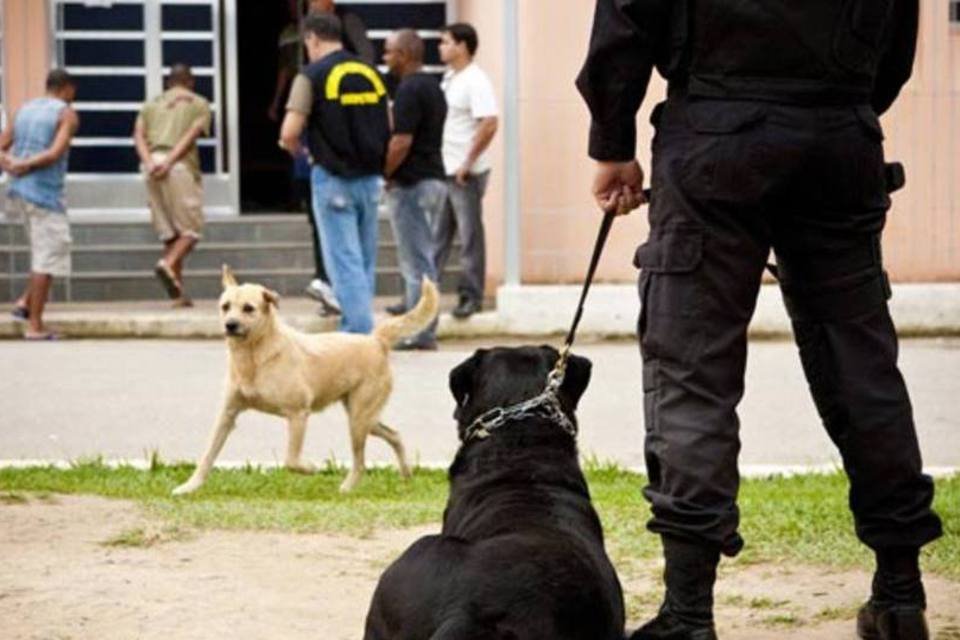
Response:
[9,198,72,276]
[145,152,204,242]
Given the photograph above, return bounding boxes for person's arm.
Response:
[152,115,208,179]
[383,83,419,180]
[280,111,307,153]
[133,114,156,174]
[0,109,17,173]
[279,74,313,154]
[7,108,79,177]
[576,0,667,214]
[0,110,16,151]
[872,0,919,115]
[453,116,498,185]
[343,13,376,65]
[383,134,414,179]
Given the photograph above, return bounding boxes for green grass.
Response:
[1,460,957,579]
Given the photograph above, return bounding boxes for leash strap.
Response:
[548,210,617,390]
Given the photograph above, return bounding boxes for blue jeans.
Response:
[311,165,381,334]
[386,179,447,343]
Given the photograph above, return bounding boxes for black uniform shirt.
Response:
[576,0,919,162]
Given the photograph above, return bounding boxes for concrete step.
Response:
[0,267,463,302]
[0,215,463,302]
[0,215,395,246]
[0,242,422,273]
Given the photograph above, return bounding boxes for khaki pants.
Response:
[145,152,204,242]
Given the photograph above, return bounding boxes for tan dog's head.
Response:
[218,265,280,340]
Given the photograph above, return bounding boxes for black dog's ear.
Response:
[449,349,486,408]
[559,353,592,409]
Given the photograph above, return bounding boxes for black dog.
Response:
[364,345,625,640]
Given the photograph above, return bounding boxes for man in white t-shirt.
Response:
[434,23,499,319]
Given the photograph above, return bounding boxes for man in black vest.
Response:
[577,2,941,639]
[280,12,389,334]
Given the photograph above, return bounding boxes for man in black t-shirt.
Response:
[280,12,389,334]
[382,30,448,350]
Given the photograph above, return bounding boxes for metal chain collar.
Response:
[462,345,576,443]
[461,210,622,445]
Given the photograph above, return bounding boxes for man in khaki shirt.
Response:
[134,64,211,307]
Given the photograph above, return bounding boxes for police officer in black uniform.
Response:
[576,2,942,639]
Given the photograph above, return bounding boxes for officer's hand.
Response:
[592,160,646,216]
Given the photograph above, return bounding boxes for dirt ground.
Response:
[1,495,958,640]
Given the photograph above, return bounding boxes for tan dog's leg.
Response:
[172,401,242,496]
[339,390,382,492]
[371,422,412,479]
[285,412,316,474]
[340,427,368,493]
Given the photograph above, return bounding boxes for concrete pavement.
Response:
[1,338,957,473]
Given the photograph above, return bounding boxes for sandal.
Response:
[24,332,61,341]
[154,260,182,299]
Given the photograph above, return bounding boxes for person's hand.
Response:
[7,159,30,177]
[0,152,11,173]
[151,160,172,179]
[454,165,471,186]
[592,159,646,216]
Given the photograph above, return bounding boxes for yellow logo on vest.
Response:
[325,62,386,106]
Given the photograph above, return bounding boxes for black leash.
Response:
[465,193,646,442]
[548,189,650,391]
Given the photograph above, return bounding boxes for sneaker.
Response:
[393,337,438,351]
[305,279,341,315]
[452,296,480,319]
[10,306,29,322]
[385,301,407,316]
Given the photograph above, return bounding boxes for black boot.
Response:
[452,295,480,319]
[857,547,929,640]
[629,536,719,640]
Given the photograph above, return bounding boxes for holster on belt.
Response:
[885,162,905,194]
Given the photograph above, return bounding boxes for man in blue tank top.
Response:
[0,70,79,340]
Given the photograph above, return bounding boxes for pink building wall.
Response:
[4,1,957,285]
[461,0,960,286]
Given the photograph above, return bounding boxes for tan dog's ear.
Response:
[221,264,237,289]
[263,289,280,308]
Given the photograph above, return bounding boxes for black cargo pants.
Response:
[636,96,942,557]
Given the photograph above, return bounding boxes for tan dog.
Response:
[172,265,439,496]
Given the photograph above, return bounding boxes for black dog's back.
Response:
[364,346,625,640]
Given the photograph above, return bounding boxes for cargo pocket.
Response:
[633,229,705,363]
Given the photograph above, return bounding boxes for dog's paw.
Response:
[171,480,202,496]
[287,462,317,475]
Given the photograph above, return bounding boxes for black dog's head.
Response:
[448,345,592,441]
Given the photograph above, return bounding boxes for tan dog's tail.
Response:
[373,277,440,347]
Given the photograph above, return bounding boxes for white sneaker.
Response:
[305,278,341,315]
